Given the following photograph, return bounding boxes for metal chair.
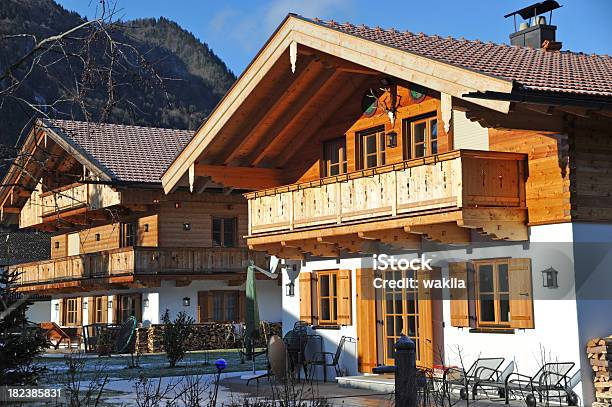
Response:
[305,336,355,382]
[443,357,505,400]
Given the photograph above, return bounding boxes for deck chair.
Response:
[305,336,356,382]
[443,357,505,400]
[471,361,515,400]
[502,362,575,406]
[564,370,581,406]
[40,322,80,349]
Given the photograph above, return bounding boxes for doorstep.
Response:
[336,374,395,392]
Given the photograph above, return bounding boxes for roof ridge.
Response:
[304,15,612,60]
[45,118,194,134]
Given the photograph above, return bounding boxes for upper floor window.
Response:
[212,217,237,247]
[404,116,438,159]
[120,222,136,247]
[359,127,386,169]
[323,137,347,176]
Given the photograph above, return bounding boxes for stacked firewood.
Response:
[588,336,612,407]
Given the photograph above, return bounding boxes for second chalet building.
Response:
[0,119,280,328]
[161,13,612,405]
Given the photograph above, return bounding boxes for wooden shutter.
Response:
[198,292,213,322]
[75,297,83,327]
[508,258,534,329]
[102,296,109,323]
[299,271,314,324]
[87,296,94,324]
[449,262,475,328]
[337,270,352,325]
[134,294,142,323]
[111,295,118,323]
[58,299,64,326]
[356,268,377,373]
[417,268,434,368]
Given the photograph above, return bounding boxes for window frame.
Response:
[403,114,438,159]
[92,296,105,324]
[116,294,139,323]
[120,222,136,248]
[63,298,79,326]
[316,270,339,325]
[358,127,386,169]
[474,259,511,328]
[212,217,237,247]
[322,137,348,177]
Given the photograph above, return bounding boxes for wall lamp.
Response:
[386,131,398,148]
[542,267,558,288]
[182,297,191,307]
[286,281,295,297]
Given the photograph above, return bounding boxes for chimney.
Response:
[504,0,563,50]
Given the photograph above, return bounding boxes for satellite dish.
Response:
[250,255,286,279]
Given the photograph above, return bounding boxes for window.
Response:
[359,127,386,169]
[475,260,510,326]
[317,271,338,325]
[404,116,438,159]
[212,217,237,247]
[120,222,136,247]
[91,296,106,324]
[198,291,243,322]
[323,137,347,176]
[116,294,140,323]
[63,298,79,326]
[449,258,534,330]
[299,270,352,327]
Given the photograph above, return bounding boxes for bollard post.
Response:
[395,334,417,407]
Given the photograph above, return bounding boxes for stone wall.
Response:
[134,321,282,354]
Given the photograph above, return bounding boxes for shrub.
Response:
[161,310,194,368]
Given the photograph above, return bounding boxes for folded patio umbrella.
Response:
[245,263,260,343]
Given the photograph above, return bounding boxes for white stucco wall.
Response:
[285,223,585,402]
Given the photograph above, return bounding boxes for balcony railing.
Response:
[245,150,526,235]
[12,247,267,289]
[20,182,122,228]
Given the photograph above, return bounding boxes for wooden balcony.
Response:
[20,182,121,228]
[245,150,528,257]
[11,247,268,292]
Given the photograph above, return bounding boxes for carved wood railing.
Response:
[11,246,267,288]
[245,149,526,235]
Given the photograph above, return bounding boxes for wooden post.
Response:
[395,334,417,407]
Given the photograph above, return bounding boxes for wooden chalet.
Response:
[160,13,612,403]
[0,119,276,328]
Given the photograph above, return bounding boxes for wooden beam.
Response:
[405,223,471,245]
[317,234,377,253]
[249,243,304,260]
[194,164,286,190]
[557,106,591,118]
[282,239,340,258]
[524,103,554,115]
[465,109,565,132]
[1,207,20,214]
[359,228,421,250]
[222,57,321,165]
[275,74,369,167]
[249,67,338,166]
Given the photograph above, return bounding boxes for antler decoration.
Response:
[379,85,401,127]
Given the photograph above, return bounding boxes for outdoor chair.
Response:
[443,357,505,400]
[305,335,356,382]
[481,362,575,406]
[471,361,515,400]
[40,322,81,349]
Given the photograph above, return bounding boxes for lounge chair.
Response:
[471,361,515,399]
[480,362,575,406]
[40,322,81,349]
[443,357,505,400]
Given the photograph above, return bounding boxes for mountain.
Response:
[0,0,236,148]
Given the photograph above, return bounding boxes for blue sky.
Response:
[57,0,612,75]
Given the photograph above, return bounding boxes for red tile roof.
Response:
[44,119,194,184]
[307,17,612,97]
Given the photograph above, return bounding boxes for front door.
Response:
[381,268,433,368]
